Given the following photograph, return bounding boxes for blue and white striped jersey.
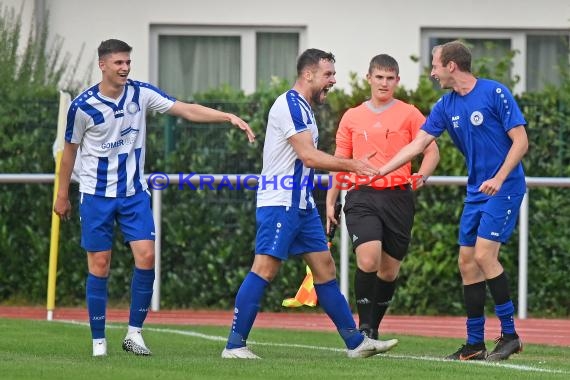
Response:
[66,79,175,197]
[257,89,317,210]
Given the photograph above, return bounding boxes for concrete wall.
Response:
[4,0,570,91]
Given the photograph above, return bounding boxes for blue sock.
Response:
[86,273,108,339]
[495,301,516,335]
[314,279,363,350]
[226,272,269,349]
[466,316,485,345]
[129,267,155,328]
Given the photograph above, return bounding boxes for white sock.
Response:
[127,325,142,335]
[93,338,106,345]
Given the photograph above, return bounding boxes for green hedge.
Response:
[2,77,569,317]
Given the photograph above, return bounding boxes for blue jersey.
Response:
[256,89,317,210]
[66,80,175,197]
[422,79,527,202]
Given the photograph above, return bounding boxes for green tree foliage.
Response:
[0,6,80,304]
[512,67,570,316]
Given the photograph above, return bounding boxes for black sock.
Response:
[354,268,377,329]
[464,281,487,318]
[486,272,511,305]
[371,276,396,331]
[464,281,487,345]
[488,273,517,336]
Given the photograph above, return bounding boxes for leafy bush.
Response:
[0,6,80,304]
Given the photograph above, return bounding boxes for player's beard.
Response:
[311,87,328,105]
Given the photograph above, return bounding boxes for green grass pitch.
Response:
[1,318,569,379]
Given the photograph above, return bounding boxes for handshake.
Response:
[341,151,427,190]
[350,151,381,178]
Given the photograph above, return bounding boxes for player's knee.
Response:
[357,259,377,273]
[311,258,337,282]
[378,269,398,282]
[89,258,111,277]
[133,250,155,268]
[472,251,484,266]
[472,252,501,274]
[458,254,476,272]
[355,251,380,272]
[252,267,278,282]
[251,257,281,282]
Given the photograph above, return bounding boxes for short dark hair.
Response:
[368,54,399,75]
[296,48,335,76]
[98,39,132,59]
[435,40,472,72]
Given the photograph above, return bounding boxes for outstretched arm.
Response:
[289,131,377,176]
[410,140,440,190]
[167,101,256,142]
[379,130,436,177]
[325,155,351,233]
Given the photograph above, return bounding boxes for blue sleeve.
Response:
[493,84,527,132]
[421,97,448,138]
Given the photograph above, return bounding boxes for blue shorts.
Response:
[458,194,524,246]
[79,190,155,252]
[255,206,329,260]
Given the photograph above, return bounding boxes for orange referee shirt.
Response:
[334,99,426,189]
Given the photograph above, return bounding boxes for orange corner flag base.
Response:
[282,265,317,307]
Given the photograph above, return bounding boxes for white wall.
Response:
[5,0,570,91]
[1,0,35,55]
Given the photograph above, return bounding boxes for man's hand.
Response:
[54,194,72,221]
[326,201,342,249]
[479,177,503,196]
[227,114,256,143]
[351,151,377,177]
[408,173,427,190]
[326,203,339,235]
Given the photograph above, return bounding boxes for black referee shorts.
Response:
[343,185,415,261]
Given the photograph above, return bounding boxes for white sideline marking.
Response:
[59,320,567,374]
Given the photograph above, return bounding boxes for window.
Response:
[422,29,570,93]
[526,34,569,91]
[150,26,304,100]
[256,32,299,87]
[158,35,241,101]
